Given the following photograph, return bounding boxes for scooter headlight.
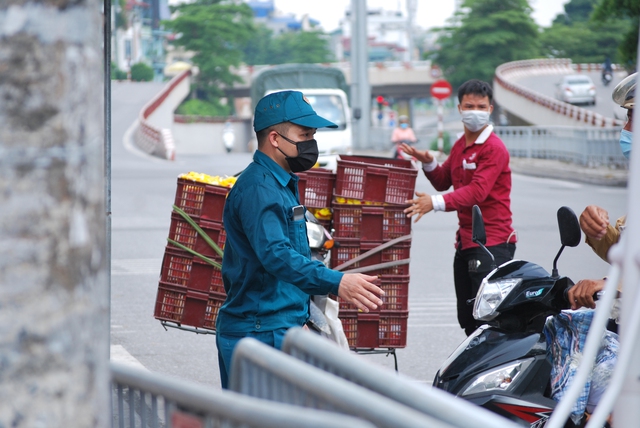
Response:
[461,358,534,397]
[473,277,522,321]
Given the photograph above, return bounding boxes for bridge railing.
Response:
[133,70,191,160]
[494,59,624,128]
[495,125,628,168]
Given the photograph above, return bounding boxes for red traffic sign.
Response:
[430,79,452,100]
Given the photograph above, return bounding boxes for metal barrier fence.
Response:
[230,338,457,428]
[494,125,628,168]
[281,328,521,428]
[367,125,626,169]
[110,362,372,428]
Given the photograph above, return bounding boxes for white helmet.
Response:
[612,72,636,109]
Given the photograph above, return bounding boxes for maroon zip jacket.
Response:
[425,128,516,250]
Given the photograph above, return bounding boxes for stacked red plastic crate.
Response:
[330,155,417,349]
[296,168,335,229]
[153,178,230,332]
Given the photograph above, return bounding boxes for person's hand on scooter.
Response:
[568,278,606,310]
[400,143,433,164]
[579,205,609,240]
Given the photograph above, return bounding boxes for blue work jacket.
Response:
[217,150,342,334]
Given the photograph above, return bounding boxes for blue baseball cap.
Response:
[253,90,338,132]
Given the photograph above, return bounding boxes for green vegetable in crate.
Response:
[168,205,223,269]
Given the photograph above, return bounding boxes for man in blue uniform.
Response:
[216,90,384,388]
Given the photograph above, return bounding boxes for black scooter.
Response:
[434,206,590,428]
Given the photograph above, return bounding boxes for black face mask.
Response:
[276,132,319,172]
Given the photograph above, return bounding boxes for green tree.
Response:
[431,0,539,88]
[553,0,600,24]
[111,62,127,80]
[241,24,274,66]
[592,0,639,70]
[242,24,334,66]
[163,0,254,103]
[175,98,231,117]
[540,0,632,66]
[540,21,627,63]
[130,62,154,81]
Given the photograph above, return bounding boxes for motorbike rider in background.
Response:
[601,57,613,86]
[391,115,417,160]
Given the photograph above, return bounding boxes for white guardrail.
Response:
[133,70,192,160]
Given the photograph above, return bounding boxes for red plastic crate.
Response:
[160,246,222,293]
[174,178,230,222]
[210,263,225,295]
[167,213,226,258]
[154,282,209,328]
[339,274,409,312]
[335,155,417,205]
[330,238,411,276]
[332,203,411,241]
[154,284,225,332]
[296,168,336,209]
[203,292,226,330]
[340,310,408,349]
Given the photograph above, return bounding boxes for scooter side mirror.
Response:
[552,206,582,277]
[472,205,487,246]
[471,205,496,270]
[557,206,581,248]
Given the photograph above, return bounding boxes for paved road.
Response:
[110,82,627,388]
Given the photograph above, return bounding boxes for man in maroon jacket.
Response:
[401,79,517,336]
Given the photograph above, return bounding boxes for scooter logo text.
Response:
[525,288,545,298]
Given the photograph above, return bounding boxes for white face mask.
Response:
[461,110,491,132]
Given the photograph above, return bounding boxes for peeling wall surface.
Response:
[0,1,109,427]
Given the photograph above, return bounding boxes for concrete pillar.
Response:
[0,1,109,427]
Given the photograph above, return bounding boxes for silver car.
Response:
[555,75,597,105]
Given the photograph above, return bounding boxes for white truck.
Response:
[251,63,352,170]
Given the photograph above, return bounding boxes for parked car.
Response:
[555,75,597,105]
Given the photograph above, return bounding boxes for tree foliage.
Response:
[130,62,154,81]
[163,0,254,101]
[241,24,334,66]
[431,0,539,89]
[541,0,630,65]
[592,0,639,70]
[176,98,231,117]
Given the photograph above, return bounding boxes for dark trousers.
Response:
[216,328,287,389]
[453,243,516,336]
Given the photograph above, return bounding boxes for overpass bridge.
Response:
[225,60,440,101]
[494,58,625,128]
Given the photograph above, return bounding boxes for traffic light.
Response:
[376,95,384,108]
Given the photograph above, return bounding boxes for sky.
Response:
[272,0,569,31]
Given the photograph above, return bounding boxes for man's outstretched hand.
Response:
[338,273,384,312]
[400,143,434,164]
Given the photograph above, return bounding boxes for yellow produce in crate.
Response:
[334,196,387,206]
[179,172,237,188]
[310,207,332,220]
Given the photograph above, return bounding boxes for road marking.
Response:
[110,344,148,371]
[112,258,161,276]
[408,323,460,328]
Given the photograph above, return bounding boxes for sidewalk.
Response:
[353,149,628,188]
